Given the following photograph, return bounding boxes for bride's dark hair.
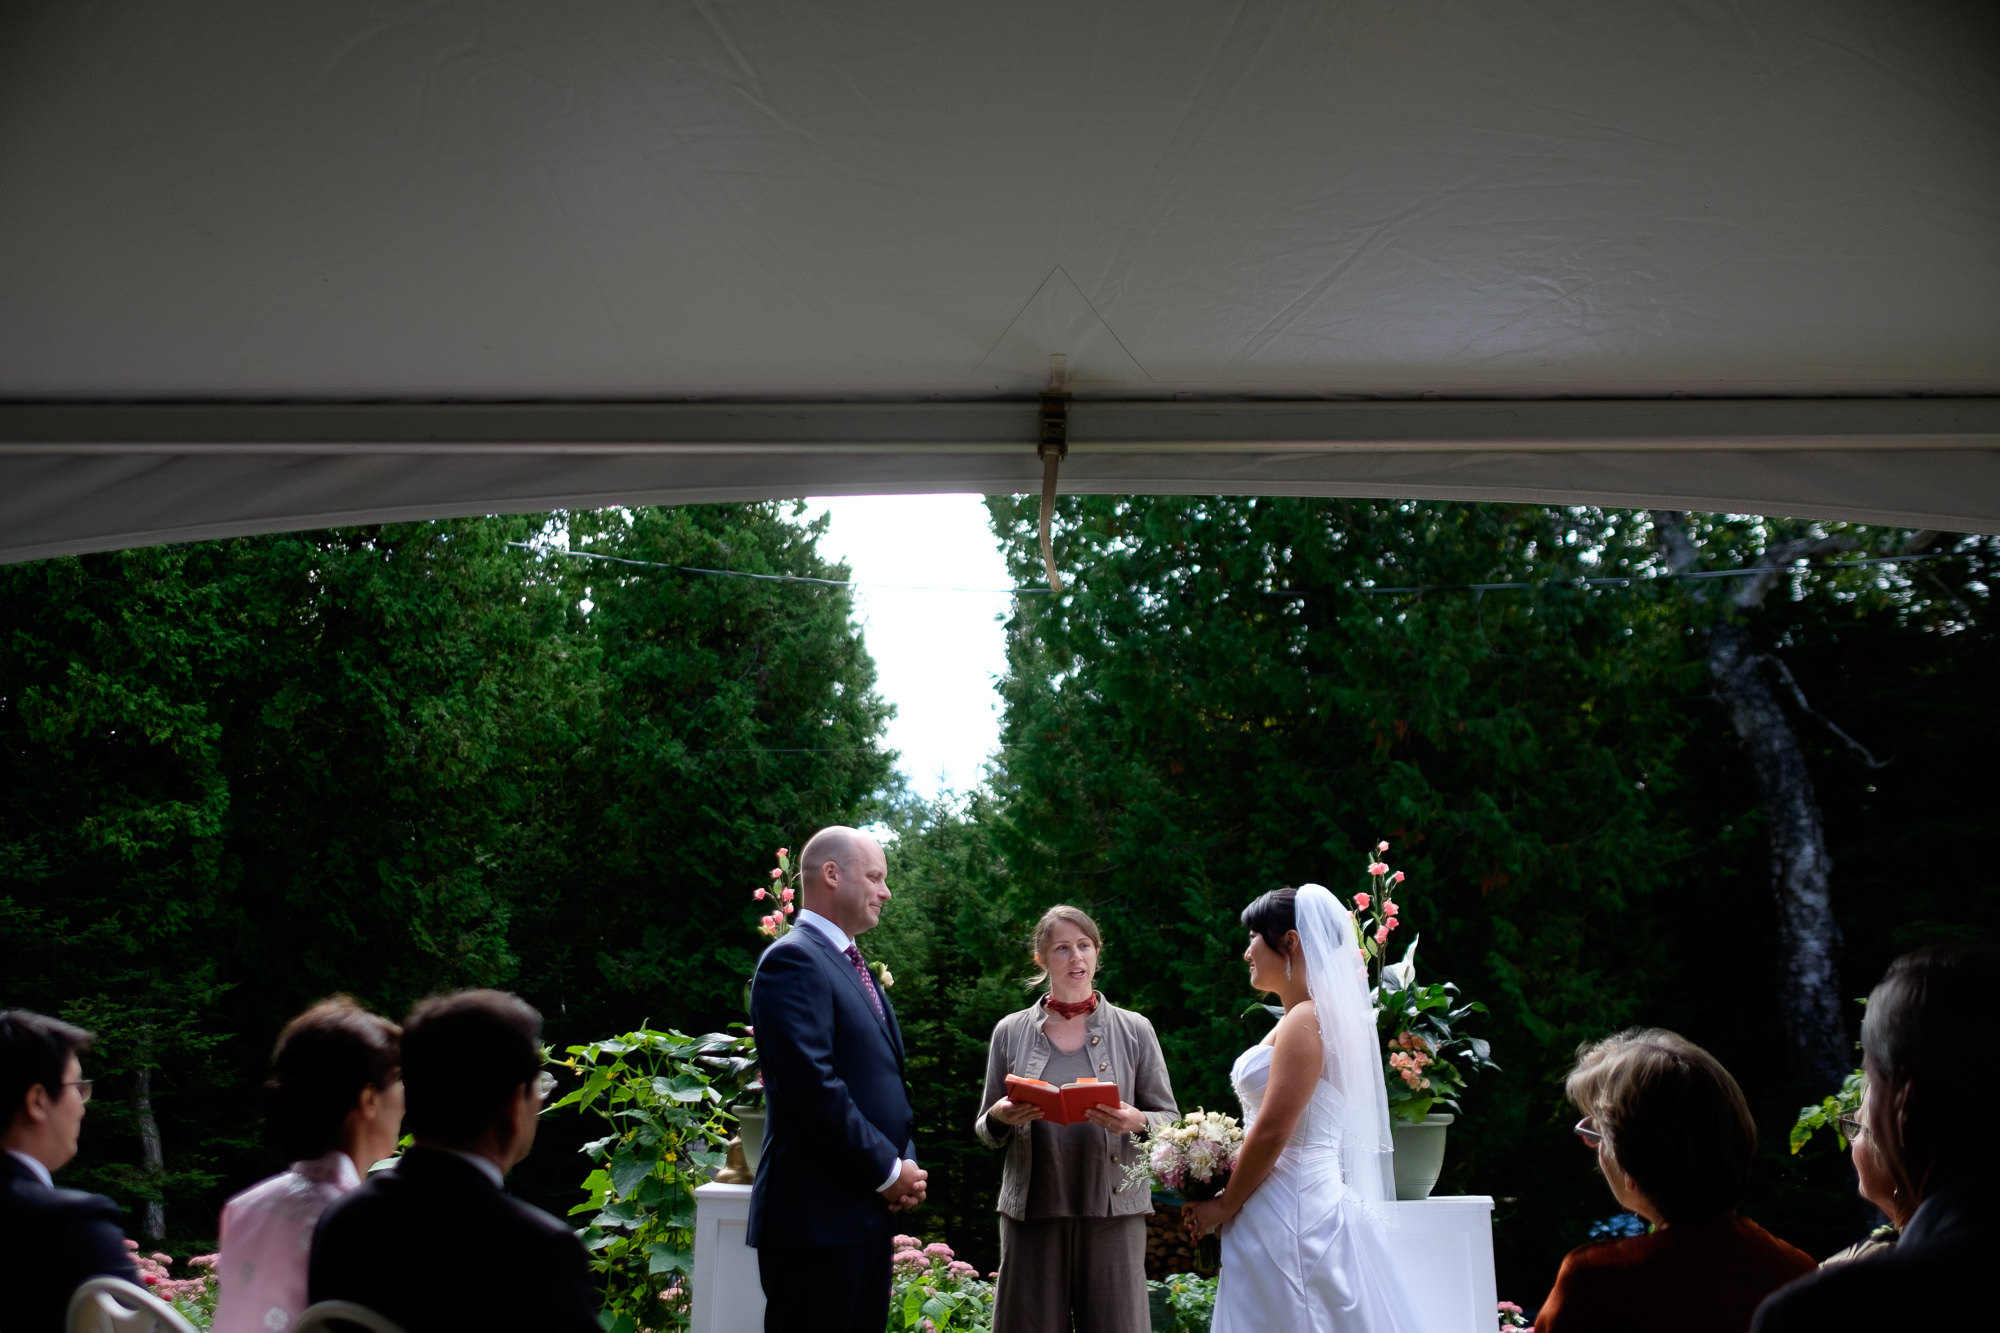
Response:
[1241,888,1299,956]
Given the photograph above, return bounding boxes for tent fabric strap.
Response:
[1037,388,1069,594]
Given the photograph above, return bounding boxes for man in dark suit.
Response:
[310,989,600,1332]
[0,1010,139,1332]
[750,825,927,1333]
[1752,943,2000,1332]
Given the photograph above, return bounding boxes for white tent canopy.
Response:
[2,0,1996,560]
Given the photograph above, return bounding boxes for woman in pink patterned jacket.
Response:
[214,997,402,1333]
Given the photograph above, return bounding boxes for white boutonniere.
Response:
[870,960,895,989]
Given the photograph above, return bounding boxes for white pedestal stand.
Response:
[691,1182,762,1333]
[1383,1195,1498,1333]
[689,1185,1496,1333]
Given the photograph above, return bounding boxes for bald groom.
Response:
[748,826,925,1333]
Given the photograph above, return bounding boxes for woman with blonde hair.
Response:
[975,905,1179,1333]
[1539,1028,1813,1333]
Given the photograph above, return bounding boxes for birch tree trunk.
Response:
[133,1030,166,1241]
[1653,511,1851,1086]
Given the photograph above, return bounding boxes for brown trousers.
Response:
[993,1213,1150,1333]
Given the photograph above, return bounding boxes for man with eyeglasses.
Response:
[0,1009,140,1332]
[310,989,600,1332]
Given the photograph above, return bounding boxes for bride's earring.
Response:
[1285,954,1293,980]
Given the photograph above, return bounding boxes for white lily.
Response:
[1380,935,1422,992]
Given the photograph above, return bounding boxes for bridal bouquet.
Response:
[1127,1109,1242,1272]
[1126,1107,1244,1198]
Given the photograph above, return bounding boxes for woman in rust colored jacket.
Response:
[1537,1029,1814,1333]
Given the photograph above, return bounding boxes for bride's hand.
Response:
[1184,1197,1233,1241]
[987,1097,1044,1127]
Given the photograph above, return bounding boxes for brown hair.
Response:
[1026,905,1103,988]
[263,996,402,1161]
[0,1011,94,1125]
[1564,1028,1756,1223]
[401,990,543,1146]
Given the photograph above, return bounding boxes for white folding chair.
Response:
[295,1300,414,1333]
[65,1277,198,1333]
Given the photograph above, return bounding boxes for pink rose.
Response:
[1367,862,1389,876]
[781,888,795,902]
[1385,917,1398,930]
[1390,870,1405,884]
[1374,926,1390,944]
[770,867,783,879]
[754,888,766,899]
[777,847,789,857]
[1354,892,1371,910]
[1384,901,1398,915]
[1376,840,1389,852]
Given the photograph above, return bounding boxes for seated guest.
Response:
[1753,944,2000,1330]
[1816,1096,1910,1269]
[0,1010,140,1332]
[310,989,599,1332]
[213,996,403,1333]
[1537,1028,1813,1333]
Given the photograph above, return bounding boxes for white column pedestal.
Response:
[1382,1195,1498,1333]
[691,1182,762,1333]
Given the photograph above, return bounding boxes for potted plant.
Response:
[1348,843,1500,1200]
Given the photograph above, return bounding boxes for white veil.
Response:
[1294,882,1398,1220]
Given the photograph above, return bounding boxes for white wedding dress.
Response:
[1213,884,1419,1333]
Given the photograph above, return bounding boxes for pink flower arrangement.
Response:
[124,1241,218,1309]
[752,846,804,938]
[1349,840,1411,981]
[887,1235,995,1329]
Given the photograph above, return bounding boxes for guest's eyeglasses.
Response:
[1573,1116,1604,1149]
[64,1080,93,1104]
[1837,1114,1866,1141]
[533,1071,558,1100]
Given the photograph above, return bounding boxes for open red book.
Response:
[1004,1074,1121,1127]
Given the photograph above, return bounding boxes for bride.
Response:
[1185,884,1416,1333]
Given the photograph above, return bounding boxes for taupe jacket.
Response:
[975,995,1179,1220]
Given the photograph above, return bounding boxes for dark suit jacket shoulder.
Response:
[310,1147,600,1333]
[747,924,915,1249]
[1751,1170,1996,1332]
[0,1152,139,1333]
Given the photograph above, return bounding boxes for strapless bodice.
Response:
[1230,1043,1345,1152]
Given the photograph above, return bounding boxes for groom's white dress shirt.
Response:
[790,908,909,1196]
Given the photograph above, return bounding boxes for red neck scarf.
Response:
[1045,992,1099,1021]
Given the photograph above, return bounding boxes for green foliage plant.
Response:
[1147,1273,1218,1333]
[1789,1068,1865,1155]
[554,1028,750,1333]
[887,1235,995,1332]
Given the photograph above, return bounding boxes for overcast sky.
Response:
[806,494,1015,801]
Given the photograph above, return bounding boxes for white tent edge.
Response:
[2,397,1997,564]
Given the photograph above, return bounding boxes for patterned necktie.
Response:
[844,944,886,1022]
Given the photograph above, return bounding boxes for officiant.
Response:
[975,905,1180,1333]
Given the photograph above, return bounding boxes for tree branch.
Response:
[1759,654,1891,770]
[1733,534,1855,611]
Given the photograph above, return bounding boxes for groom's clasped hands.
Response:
[883,1157,929,1212]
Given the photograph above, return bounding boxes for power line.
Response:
[507,542,1049,594]
[511,542,1937,600]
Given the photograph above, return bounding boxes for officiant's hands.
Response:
[987,1097,1044,1127]
[1184,1196,1236,1241]
[883,1158,929,1212]
[1083,1100,1148,1134]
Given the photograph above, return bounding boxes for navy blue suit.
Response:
[0,1152,139,1333]
[748,922,914,1333]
